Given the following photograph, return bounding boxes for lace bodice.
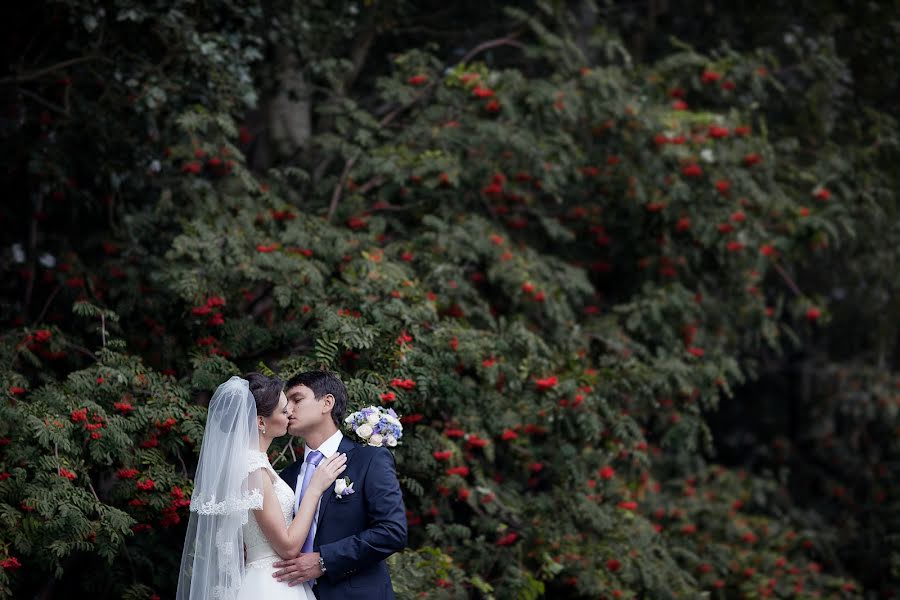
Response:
[243,451,295,567]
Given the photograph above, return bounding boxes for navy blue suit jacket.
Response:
[279,436,407,599]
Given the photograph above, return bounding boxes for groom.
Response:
[273,371,407,598]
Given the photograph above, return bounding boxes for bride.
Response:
[176,374,347,600]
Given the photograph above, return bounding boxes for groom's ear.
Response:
[321,393,335,413]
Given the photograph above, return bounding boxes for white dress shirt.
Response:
[293,429,344,524]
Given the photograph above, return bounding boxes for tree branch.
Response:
[23,197,40,313]
[773,263,805,297]
[86,479,102,504]
[326,157,358,222]
[33,284,62,326]
[325,34,524,222]
[175,450,189,478]
[357,176,385,195]
[369,201,421,213]
[0,55,100,85]
[19,88,68,115]
[272,440,296,469]
[341,21,378,95]
[65,342,97,361]
[455,35,525,68]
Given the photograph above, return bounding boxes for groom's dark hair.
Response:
[286,370,348,428]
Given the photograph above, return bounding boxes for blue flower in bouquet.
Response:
[344,406,403,447]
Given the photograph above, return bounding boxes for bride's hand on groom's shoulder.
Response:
[310,453,347,495]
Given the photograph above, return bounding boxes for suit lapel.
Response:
[316,437,358,531]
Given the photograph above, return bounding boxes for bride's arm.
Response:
[253,453,347,560]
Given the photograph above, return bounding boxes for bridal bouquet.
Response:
[344,406,403,448]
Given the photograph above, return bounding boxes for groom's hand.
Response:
[272,553,324,586]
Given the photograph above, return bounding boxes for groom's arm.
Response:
[319,448,407,581]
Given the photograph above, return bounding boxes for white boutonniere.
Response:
[334,476,355,499]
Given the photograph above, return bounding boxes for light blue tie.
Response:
[298,450,324,553]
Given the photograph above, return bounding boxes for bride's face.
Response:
[262,391,290,438]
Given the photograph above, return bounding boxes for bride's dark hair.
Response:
[244,372,284,416]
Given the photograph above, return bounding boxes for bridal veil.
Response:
[176,376,264,600]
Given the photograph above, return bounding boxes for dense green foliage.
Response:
[1,1,897,598]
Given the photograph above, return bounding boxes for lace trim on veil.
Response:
[188,451,269,521]
[189,488,264,522]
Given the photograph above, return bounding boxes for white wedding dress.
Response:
[237,451,316,600]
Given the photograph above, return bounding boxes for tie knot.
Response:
[306,450,324,466]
